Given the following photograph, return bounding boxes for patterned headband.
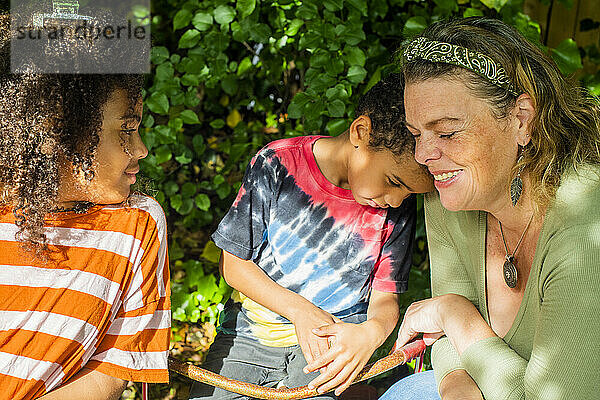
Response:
[403,37,519,96]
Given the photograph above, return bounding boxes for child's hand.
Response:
[291,306,340,365]
[302,320,383,396]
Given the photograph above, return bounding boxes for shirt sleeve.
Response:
[424,192,479,388]
[460,226,600,400]
[212,147,279,260]
[86,205,171,383]
[371,195,416,293]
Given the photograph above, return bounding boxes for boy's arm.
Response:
[304,289,400,396]
[220,250,339,364]
[37,368,127,400]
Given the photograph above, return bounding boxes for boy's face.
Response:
[58,89,147,205]
[347,145,434,208]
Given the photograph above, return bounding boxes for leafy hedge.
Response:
[141,0,597,342]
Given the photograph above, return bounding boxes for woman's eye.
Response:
[439,131,457,139]
[120,128,136,135]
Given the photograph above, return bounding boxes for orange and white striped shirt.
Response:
[0,194,171,400]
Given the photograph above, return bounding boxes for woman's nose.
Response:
[414,135,442,165]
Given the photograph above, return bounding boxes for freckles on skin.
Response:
[405,78,519,211]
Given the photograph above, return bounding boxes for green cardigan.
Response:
[426,166,600,400]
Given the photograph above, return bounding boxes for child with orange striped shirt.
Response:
[0,15,170,400]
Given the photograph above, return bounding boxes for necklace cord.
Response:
[498,214,534,259]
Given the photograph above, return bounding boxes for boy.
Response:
[190,73,433,399]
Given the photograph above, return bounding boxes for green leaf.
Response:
[195,194,211,211]
[286,19,304,36]
[180,110,200,124]
[205,31,230,52]
[192,12,213,31]
[155,62,174,81]
[155,145,172,164]
[463,7,484,17]
[287,102,303,119]
[178,29,201,49]
[323,0,343,12]
[214,5,236,25]
[479,0,508,11]
[181,73,200,86]
[347,65,367,83]
[181,182,196,198]
[210,119,226,129]
[364,66,382,92]
[178,198,194,215]
[551,39,583,75]
[175,150,193,164]
[325,85,349,101]
[151,46,169,64]
[216,184,231,199]
[327,99,346,117]
[146,92,169,115]
[236,0,256,18]
[168,118,183,132]
[221,75,239,95]
[326,118,349,135]
[310,50,329,68]
[164,180,179,196]
[296,3,318,20]
[346,0,367,15]
[343,47,366,67]
[173,9,193,30]
[305,100,324,120]
[201,241,222,263]
[192,135,206,155]
[403,16,428,37]
[237,57,253,75]
[213,174,225,186]
[340,25,365,46]
[249,23,271,42]
[170,194,183,212]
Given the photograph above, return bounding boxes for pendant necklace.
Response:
[498,214,534,289]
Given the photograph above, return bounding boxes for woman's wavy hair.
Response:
[0,13,143,250]
[401,17,600,210]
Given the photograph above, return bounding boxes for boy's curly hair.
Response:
[0,14,143,249]
[355,73,414,159]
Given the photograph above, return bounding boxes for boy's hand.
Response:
[291,305,340,365]
[303,320,384,396]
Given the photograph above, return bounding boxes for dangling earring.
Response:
[510,148,525,206]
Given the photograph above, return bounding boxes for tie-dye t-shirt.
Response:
[212,136,415,347]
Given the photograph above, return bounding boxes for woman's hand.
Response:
[303,320,384,396]
[395,296,447,349]
[396,294,495,355]
[290,305,340,365]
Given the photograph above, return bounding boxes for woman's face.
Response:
[58,89,148,206]
[404,77,520,212]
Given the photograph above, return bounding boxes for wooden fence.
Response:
[524,0,599,74]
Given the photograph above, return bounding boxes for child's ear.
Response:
[349,115,372,148]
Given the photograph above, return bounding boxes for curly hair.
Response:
[0,13,143,250]
[401,17,600,210]
[355,72,415,159]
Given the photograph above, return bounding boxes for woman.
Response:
[0,14,170,399]
[381,18,600,400]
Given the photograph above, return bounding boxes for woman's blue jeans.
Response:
[378,370,441,400]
